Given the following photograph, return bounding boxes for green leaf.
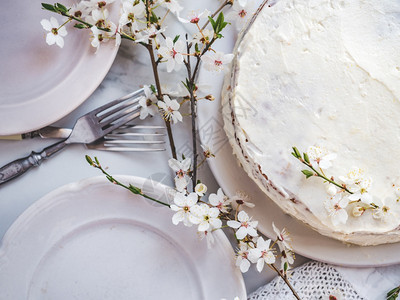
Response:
[194,43,200,53]
[150,84,157,94]
[41,3,57,12]
[150,11,158,23]
[129,184,142,194]
[303,153,310,164]
[173,35,180,44]
[387,286,400,300]
[283,262,288,272]
[302,170,314,178]
[208,16,217,32]
[55,3,68,13]
[292,147,301,158]
[74,23,86,29]
[94,156,100,165]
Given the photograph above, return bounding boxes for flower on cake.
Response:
[227,210,258,240]
[138,85,158,119]
[168,157,191,191]
[170,192,198,226]
[40,17,68,48]
[248,237,276,272]
[324,194,349,226]
[340,168,373,205]
[352,205,366,217]
[307,146,337,170]
[209,188,231,213]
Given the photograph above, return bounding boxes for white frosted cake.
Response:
[223,0,400,245]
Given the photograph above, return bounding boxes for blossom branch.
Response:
[270,264,301,300]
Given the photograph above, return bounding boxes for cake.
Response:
[223,0,400,245]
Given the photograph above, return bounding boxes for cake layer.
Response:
[223,0,400,245]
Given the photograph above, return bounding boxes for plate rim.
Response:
[0,175,246,299]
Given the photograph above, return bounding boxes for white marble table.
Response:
[1,2,400,299]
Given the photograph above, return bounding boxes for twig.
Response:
[271,264,301,300]
[201,0,232,30]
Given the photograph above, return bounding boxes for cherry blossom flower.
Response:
[138,85,158,119]
[69,2,90,19]
[236,242,251,273]
[307,146,337,170]
[40,17,68,48]
[178,9,210,24]
[158,95,182,124]
[231,191,255,209]
[324,194,349,226]
[83,0,115,10]
[201,51,234,72]
[195,183,207,196]
[372,205,392,222]
[90,26,108,52]
[135,25,165,43]
[340,168,373,204]
[168,157,191,191]
[201,145,215,159]
[158,37,185,72]
[87,8,110,28]
[280,248,295,273]
[225,0,256,30]
[227,210,258,240]
[326,184,338,196]
[190,203,222,232]
[120,0,146,26]
[160,0,183,14]
[192,28,213,45]
[352,205,366,217]
[170,192,198,226]
[272,222,292,251]
[249,237,276,272]
[208,188,231,213]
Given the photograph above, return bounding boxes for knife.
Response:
[0,126,72,140]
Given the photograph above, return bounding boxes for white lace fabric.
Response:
[248,261,365,299]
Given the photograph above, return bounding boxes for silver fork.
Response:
[87,125,166,152]
[0,89,144,185]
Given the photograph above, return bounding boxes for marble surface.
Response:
[0,1,399,299]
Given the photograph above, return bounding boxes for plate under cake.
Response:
[223,0,400,245]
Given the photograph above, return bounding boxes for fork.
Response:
[87,125,166,152]
[0,89,144,185]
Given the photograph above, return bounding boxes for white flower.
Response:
[248,237,276,272]
[158,95,183,124]
[135,25,165,43]
[231,191,255,209]
[120,0,146,26]
[227,210,258,240]
[168,157,191,191]
[328,289,343,300]
[90,26,105,52]
[372,205,391,222]
[138,85,158,119]
[40,17,67,48]
[324,194,349,226]
[201,51,234,72]
[160,0,183,14]
[225,0,256,30]
[83,0,115,10]
[195,183,207,196]
[236,242,251,273]
[69,2,90,19]
[326,184,338,196]
[307,146,337,170]
[158,37,185,72]
[192,28,214,45]
[170,192,198,226]
[209,188,231,213]
[280,249,295,273]
[272,222,292,251]
[352,205,365,217]
[201,145,215,158]
[198,230,215,249]
[178,9,210,24]
[87,8,110,28]
[348,177,373,205]
[190,203,222,231]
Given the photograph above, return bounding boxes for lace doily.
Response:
[248,261,365,300]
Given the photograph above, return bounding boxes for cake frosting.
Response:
[223,0,400,245]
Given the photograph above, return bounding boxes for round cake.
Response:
[223,0,400,245]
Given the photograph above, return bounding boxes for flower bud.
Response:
[195,183,207,196]
[326,184,337,196]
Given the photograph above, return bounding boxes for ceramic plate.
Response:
[0,0,119,135]
[197,3,400,267]
[0,176,246,299]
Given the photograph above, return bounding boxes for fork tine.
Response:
[90,88,144,115]
[97,97,141,121]
[114,125,166,131]
[87,145,166,152]
[105,133,166,138]
[104,140,165,144]
[102,111,142,135]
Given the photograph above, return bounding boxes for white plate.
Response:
[0,176,246,300]
[197,11,400,267]
[0,0,119,135]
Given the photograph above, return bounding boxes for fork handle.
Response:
[0,141,68,185]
